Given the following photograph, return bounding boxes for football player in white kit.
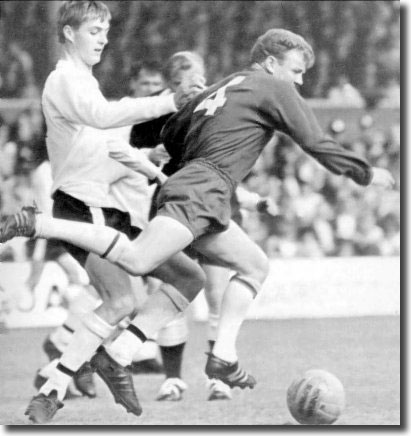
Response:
[8,0,205,424]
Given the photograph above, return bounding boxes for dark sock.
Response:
[208,340,215,353]
[160,343,185,379]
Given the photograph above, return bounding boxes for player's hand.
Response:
[370,167,395,189]
[256,197,280,216]
[174,74,207,109]
[153,172,168,186]
[149,144,170,166]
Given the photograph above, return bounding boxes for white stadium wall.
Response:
[190,257,400,320]
[0,256,400,328]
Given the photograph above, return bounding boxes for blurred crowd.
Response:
[0,104,400,261]
[0,41,40,99]
[241,117,400,258]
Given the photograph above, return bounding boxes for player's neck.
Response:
[61,49,93,74]
[250,63,264,72]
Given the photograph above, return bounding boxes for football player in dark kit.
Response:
[1,29,394,421]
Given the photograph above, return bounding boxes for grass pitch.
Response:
[0,316,400,425]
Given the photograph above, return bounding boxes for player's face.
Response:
[130,70,164,97]
[69,17,110,67]
[271,49,307,87]
[168,64,205,92]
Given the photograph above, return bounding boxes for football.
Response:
[287,369,345,425]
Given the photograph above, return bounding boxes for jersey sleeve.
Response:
[260,79,373,186]
[129,115,171,149]
[49,71,177,130]
[106,135,162,180]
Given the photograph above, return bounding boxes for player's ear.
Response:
[262,55,278,74]
[63,25,75,44]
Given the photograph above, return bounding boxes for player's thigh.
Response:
[85,253,142,302]
[193,220,268,278]
[125,216,194,274]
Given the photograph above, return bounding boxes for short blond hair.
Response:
[250,29,315,69]
[57,1,111,43]
[164,51,205,83]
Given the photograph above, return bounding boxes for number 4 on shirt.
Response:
[194,76,245,116]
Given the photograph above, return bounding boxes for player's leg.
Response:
[26,211,203,422]
[1,210,194,276]
[155,313,189,401]
[202,263,231,351]
[46,253,96,356]
[129,277,163,375]
[193,220,269,389]
[102,250,205,368]
[84,250,204,415]
[35,256,132,398]
[201,263,233,400]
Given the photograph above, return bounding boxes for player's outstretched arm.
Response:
[46,72,178,130]
[263,80,378,187]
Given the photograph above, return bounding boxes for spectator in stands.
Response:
[0,108,400,260]
[128,60,164,98]
[295,227,324,257]
[379,213,400,256]
[354,212,385,256]
[327,74,365,108]
[378,77,400,108]
[8,42,40,99]
[0,41,37,99]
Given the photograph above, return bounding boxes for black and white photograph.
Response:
[0,0,401,426]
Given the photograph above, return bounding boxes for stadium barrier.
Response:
[0,256,400,328]
[0,98,399,140]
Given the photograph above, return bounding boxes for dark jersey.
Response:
[128,88,181,176]
[161,69,372,186]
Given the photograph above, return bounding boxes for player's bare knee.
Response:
[233,252,269,297]
[242,251,269,284]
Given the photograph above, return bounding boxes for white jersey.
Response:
[100,125,156,229]
[42,58,177,208]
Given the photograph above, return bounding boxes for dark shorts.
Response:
[52,190,141,267]
[156,160,234,239]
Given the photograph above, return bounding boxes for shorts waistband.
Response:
[188,158,236,193]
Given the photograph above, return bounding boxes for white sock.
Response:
[212,278,255,363]
[49,324,74,352]
[35,214,124,260]
[38,358,59,378]
[39,368,72,401]
[105,329,143,367]
[207,312,219,343]
[106,286,189,366]
[157,313,189,347]
[134,285,189,339]
[40,312,115,400]
[59,313,115,370]
[132,340,159,362]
